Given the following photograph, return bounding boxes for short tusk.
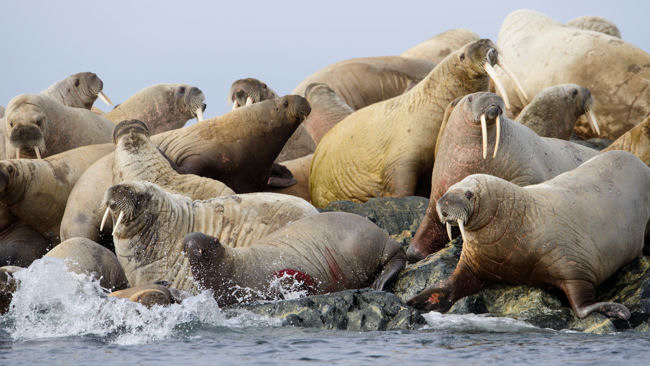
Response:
[484,63,511,110]
[480,114,488,159]
[195,107,204,122]
[493,115,500,158]
[458,220,467,243]
[112,211,124,236]
[586,108,600,136]
[245,96,253,106]
[446,222,453,241]
[16,150,20,159]
[34,146,42,159]
[497,59,529,104]
[232,100,238,110]
[97,91,113,106]
[100,207,110,231]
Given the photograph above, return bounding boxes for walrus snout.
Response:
[9,124,44,148]
[113,119,150,143]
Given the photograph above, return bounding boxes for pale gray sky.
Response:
[1,0,647,120]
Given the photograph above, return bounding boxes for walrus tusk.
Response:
[100,207,110,231]
[484,63,511,110]
[497,59,529,104]
[493,115,500,158]
[16,151,20,159]
[195,107,204,122]
[97,91,113,106]
[245,96,253,106]
[446,222,453,241]
[112,211,124,236]
[458,220,467,242]
[480,114,488,159]
[34,147,41,159]
[232,100,238,110]
[586,108,600,136]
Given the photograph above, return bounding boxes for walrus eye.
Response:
[178,86,186,94]
[459,53,466,61]
[35,119,42,127]
[6,166,14,174]
[9,121,14,128]
[74,78,80,87]
[465,191,474,199]
[283,100,289,108]
[262,84,267,89]
[571,89,578,98]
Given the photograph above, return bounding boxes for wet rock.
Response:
[597,256,650,329]
[233,288,425,331]
[320,196,428,246]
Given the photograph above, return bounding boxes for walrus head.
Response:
[0,162,25,205]
[112,119,150,144]
[228,78,279,110]
[101,181,159,238]
[174,84,206,122]
[569,85,600,136]
[5,95,47,159]
[182,232,227,290]
[436,176,485,242]
[282,95,312,124]
[458,92,505,160]
[74,72,112,107]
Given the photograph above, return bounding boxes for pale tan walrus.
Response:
[40,72,113,110]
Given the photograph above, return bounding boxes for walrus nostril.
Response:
[235,90,246,99]
[467,95,473,103]
[485,106,499,120]
[487,48,497,65]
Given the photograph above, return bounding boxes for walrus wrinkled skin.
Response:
[183,213,406,306]
[45,237,128,291]
[60,96,310,243]
[104,84,206,135]
[408,151,650,320]
[41,72,112,110]
[228,78,279,109]
[603,116,650,166]
[0,221,49,267]
[292,56,435,110]
[103,181,318,293]
[516,84,600,140]
[310,39,523,208]
[496,10,649,139]
[566,15,621,39]
[0,143,114,243]
[401,28,480,64]
[108,282,187,308]
[407,92,598,261]
[4,94,114,159]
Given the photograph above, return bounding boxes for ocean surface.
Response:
[2,258,650,366]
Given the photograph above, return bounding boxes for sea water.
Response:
[2,258,650,366]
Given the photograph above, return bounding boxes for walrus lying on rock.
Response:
[408,151,650,320]
[183,213,406,306]
[229,78,279,109]
[41,72,112,110]
[102,181,318,293]
[407,92,598,261]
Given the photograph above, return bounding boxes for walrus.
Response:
[60,96,310,243]
[229,78,279,109]
[408,150,650,320]
[515,84,600,140]
[104,84,206,135]
[4,94,114,159]
[40,72,113,110]
[407,92,599,261]
[496,10,649,139]
[44,237,128,291]
[0,221,49,267]
[310,39,528,208]
[0,143,114,243]
[266,154,312,201]
[0,265,20,314]
[108,282,187,308]
[603,116,650,166]
[183,212,406,306]
[401,28,480,64]
[102,181,318,293]
[566,15,622,39]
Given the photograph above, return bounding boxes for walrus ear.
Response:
[267,163,297,188]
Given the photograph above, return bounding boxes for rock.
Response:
[233,288,425,331]
[320,196,428,246]
[597,256,650,329]
[571,136,613,150]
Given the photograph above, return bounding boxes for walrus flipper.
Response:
[559,279,631,320]
[407,262,484,312]
[267,163,297,188]
[370,244,406,291]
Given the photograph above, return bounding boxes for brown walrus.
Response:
[310,39,527,208]
[4,94,114,159]
[603,116,650,166]
[60,96,310,243]
[408,150,650,320]
[40,72,113,110]
[407,92,598,261]
[566,15,621,38]
[104,84,206,134]
[515,84,600,140]
[102,181,318,293]
[228,78,279,109]
[183,212,406,306]
[0,143,114,243]
[401,28,480,64]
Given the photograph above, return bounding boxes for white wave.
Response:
[2,257,281,345]
[421,311,547,333]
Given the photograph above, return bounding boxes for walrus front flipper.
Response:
[407,262,484,312]
[559,279,631,320]
[370,243,406,291]
[267,163,297,188]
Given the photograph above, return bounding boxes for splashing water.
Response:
[421,311,547,333]
[1,258,280,345]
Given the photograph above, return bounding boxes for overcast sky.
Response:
[1,0,647,120]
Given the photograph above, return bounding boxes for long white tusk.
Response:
[458,220,467,242]
[446,222,453,241]
[97,91,113,106]
[245,96,253,106]
[497,59,528,104]
[34,146,41,159]
[195,107,204,122]
[100,207,110,231]
[493,115,500,158]
[484,63,511,110]
[480,114,488,159]
[586,108,600,136]
[112,211,124,236]
[231,100,238,110]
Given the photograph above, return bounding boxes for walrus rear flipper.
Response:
[267,163,297,188]
[407,262,484,312]
[558,279,631,320]
[370,244,406,291]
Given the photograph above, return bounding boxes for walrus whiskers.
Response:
[97,91,113,106]
[493,115,501,158]
[496,59,529,104]
[480,114,488,159]
[484,62,511,110]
